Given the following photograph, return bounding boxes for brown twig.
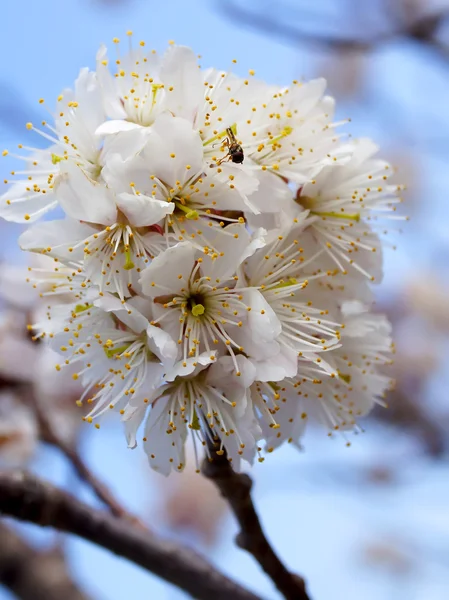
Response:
[218,0,449,59]
[202,443,311,600]
[30,392,131,521]
[0,471,262,600]
[0,520,91,600]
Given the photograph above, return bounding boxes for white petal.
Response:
[142,114,204,184]
[249,170,293,213]
[164,352,216,382]
[0,148,58,223]
[101,129,150,162]
[207,355,257,391]
[160,46,203,122]
[54,160,117,225]
[216,395,261,468]
[94,294,149,333]
[254,346,298,382]
[96,120,142,136]
[73,68,105,133]
[115,192,173,227]
[201,223,265,281]
[19,218,94,262]
[122,405,147,449]
[96,45,128,119]
[0,186,57,223]
[146,324,178,367]
[143,398,187,475]
[288,78,327,115]
[139,242,196,298]
[214,163,260,212]
[244,289,282,343]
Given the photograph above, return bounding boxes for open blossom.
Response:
[0,68,106,223]
[122,353,261,475]
[0,34,400,474]
[295,138,406,280]
[139,226,276,370]
[258,302,394,452]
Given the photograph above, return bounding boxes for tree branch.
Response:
[0,471,262,600]
[0,520,90,600]
[31,391,131,521]
[1,372,133,521]
[217,0,449,57]
[202,445,311,600]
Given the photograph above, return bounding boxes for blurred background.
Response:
[1,0,449,598]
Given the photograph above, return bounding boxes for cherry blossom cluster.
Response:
[0,35,401,474]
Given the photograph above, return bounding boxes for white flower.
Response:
[122,353,261,475]
[296,138,405,280]
[0,36,399,475]
[139,226,279,372]
[78,294,178,420]
[242,215,342,372]
[101,114,259,247]
[258,302,393,451]
[197,73,349,181]
[19,212,170,300]
[0,68,106,223]
[96,36,203,137]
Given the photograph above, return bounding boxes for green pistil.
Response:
[89,163,103,181]
[312,211,360,222]
[272,277,298,290]
[74,303,93,313]
[268,382,281,392]
[175,202,198,220]
[203,123,237,147]
[191,301,205,317]
[51,153,64,164]
[104,343,131,359]
[338,372,352,384]
[123,248,135,271]
[151,83,163,109]
[191,409,201,430]
[267,126,293,145]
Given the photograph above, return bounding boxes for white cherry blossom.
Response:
[122,353,261,475]
[0,36,400,475]
[96,35,203,138]
[259,302,393,452]
[139,226,278,373]
[296,138,405,280]
[0,68,106,223]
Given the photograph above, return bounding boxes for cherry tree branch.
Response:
[218,0,449,60]
[0,471,262,600]
[202,445,311,600]
[0,520,90,600]
[31,391,132,521]
[1,372,133,521]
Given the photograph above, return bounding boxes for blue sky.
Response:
[1,1,449,599]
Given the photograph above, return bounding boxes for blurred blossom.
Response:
[154,441,227,545]
[0,392,38,466]
[361,537,415,576]
[0,256,85,460]
[0,308,39,382]
[320,51,365,100]
[403,274,449,332]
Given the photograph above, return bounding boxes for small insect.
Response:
[217,127,244,165]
